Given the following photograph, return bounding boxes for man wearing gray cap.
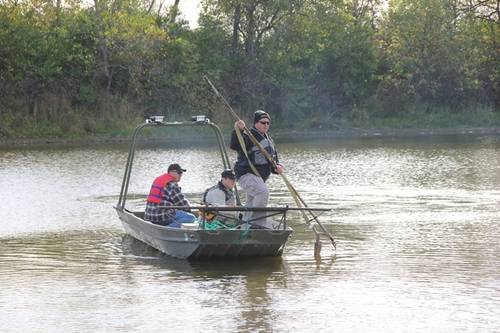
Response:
[144,163,196,227]
[230,110,284,227]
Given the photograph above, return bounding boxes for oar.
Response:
[204,75,336,250]
[282,172,336,247]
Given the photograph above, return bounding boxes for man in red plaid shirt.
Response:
[144,163,196,227]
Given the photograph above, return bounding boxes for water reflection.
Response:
[120,234,288,332]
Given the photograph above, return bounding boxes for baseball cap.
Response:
[221,169,236,180]
[168,163,187,173]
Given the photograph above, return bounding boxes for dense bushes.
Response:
[0,0,498,138]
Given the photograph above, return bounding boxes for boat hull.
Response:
[116,209,292,259]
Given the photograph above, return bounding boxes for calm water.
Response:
[1,135,500,332]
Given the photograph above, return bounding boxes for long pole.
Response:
[204,76,336,249]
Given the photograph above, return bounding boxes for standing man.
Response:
[144,163,196,227]
[230,110,284,227]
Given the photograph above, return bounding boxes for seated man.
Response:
[201,169,237,224]
[144,163,196,227]
[203,169,236,206]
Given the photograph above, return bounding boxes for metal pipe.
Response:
[207,122,242,205]
[118,122,149,208]
[117,119,239,210]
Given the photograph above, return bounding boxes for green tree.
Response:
[199,0,304,118]
[456,0,499,107]
[377,0,499,115]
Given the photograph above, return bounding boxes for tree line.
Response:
[0,0,498,138]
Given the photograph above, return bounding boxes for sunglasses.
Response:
[259,121,270,125]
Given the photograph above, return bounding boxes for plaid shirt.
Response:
[144,181,190,225]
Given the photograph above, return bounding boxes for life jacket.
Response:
[234,128,277,180]
[247,132,276,165]
[146,173,176,204]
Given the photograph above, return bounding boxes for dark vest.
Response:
[234,128,277,181]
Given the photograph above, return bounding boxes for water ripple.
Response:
[2,138,500,332]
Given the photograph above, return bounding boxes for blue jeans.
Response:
[168,210,196,228]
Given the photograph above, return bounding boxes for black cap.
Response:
[253,110,270,124]
[168,163,187,173]
[221,169,236,180]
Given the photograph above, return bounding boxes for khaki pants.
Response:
[238,173,270,227]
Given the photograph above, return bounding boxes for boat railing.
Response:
[117,116,240,210]
[160,205,331,231]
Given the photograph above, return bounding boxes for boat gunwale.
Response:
[116,207,294,234]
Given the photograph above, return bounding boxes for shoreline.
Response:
[273,126,500,140]
[1,126,500,148]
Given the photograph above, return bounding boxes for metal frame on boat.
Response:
[114,116,329,259]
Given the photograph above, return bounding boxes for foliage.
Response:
[0,0,498,139]
[377,0,499,115]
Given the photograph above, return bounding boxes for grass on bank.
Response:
[344,104,500,130]
[1,104,499,141]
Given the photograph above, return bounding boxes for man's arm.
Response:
[270,136,282,174]
[169,184,191,211]
[230,120,254,151]
[230,129,241,151]
[230,129,253,150]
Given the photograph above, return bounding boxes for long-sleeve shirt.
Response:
[144,181,190,225]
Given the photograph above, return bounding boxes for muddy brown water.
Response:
[1,135,499,332]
